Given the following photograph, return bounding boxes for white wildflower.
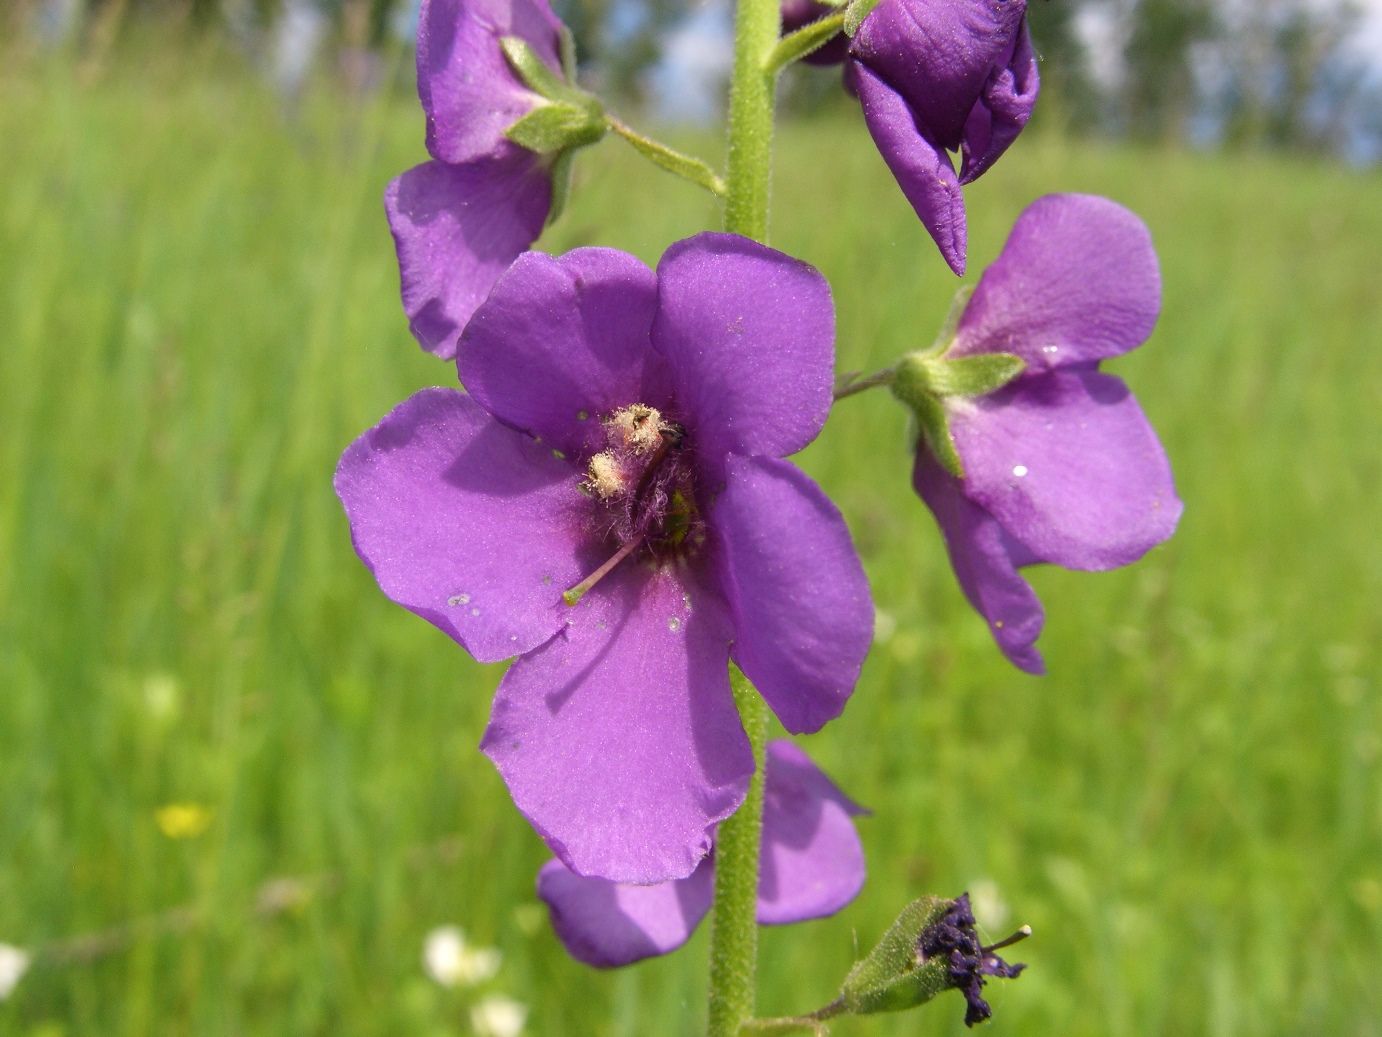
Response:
[423,926,502,987]
[0,945,31,1001]
[471,994,527,1037]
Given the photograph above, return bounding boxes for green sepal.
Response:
[897,382,964,479]
[837,896,955,1015]
[558,24,579,84]
[546,149,575,226]
[764,12,847,74]
[504,101,607,155]
[928,283,975,354]
[844,0,881,37]
[898,350,1026,398]
[500,36,578,103]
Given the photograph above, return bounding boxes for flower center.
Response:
[563,403,704,605]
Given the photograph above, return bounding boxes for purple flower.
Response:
[845,0,1038,275]
[908,194,1182,674]
[335,233,874,884]
[780,0,850,66]
[386,0,579,361]
[537,740,867,968]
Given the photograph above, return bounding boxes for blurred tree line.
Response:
[8,0,1379,157]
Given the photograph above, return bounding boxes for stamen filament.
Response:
[563,536,645,606]
[982,925,1032,954]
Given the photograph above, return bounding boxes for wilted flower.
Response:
[423,926,503,987]
[471,994,528,1037]
[0,944,30,1001]
[336,233,873,884]
[537,741,866,967]
[917,893,1026,1027]
[154,803,212,839]
[845,0,1038,275]
[901,194,1182,673]
[388,0,601,360]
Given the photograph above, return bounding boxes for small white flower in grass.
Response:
[0,944,31,1001]
[423,926,502,987]
[471,994,527,1037]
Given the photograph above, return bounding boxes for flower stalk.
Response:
[724,0,780,242]
[706,668,771,1036]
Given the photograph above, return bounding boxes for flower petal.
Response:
[958,18,1038,184]
[334,388,590,663]
[758,740,867,924]
[417,0,565,164]
[481,565,753,883]
[457,247,667,459]
[950,369,1183,571]
[385,157,552,361]
[851,0,1026,146]
[952,194,1161,370]
[652,233,835,482]
[912,447,1046,674]
[847,61,967,276]
[536,857,714,968]
[714,456,873,735]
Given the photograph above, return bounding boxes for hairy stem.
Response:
[606,115,728,197]
[706,668,771,1036]
[724,0,780,241]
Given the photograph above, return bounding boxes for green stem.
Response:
[833,366,896,400]
[706,668,771,1037]
[724,0,780,241]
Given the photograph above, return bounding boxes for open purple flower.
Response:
[844,0,1038,275]
[336,232,874,884]
[537,740,867,968]
[386,0,596,360]
[906,194,1182,673]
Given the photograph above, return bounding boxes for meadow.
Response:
[0,36,1380,1037]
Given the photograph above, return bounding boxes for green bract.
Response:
[837,896,954,1015]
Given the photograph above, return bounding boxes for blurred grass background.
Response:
[1,35,1381,1037]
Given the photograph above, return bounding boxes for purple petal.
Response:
[850,0,1028,151]
[758,740,867,924]
[912,447,1046,674]
[950,369,1183,572]
[714,456,873,735]
[457,247,668,458]
[952,194,1161,371]
[958,18,1038,184]
[846,62,967,276]
[417,0,566,164]
[335,389,593,663]
[652,233,835,482]
[385,157,552,361]
[481,564,753,883]
[536,857,714,968]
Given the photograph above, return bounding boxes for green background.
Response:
[1,41,1380,1036]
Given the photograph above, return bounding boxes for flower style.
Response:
[537,740,867,968]
[845,0,1038,275]
[904,194,1182,674]
[386,0,599,361]
[336,232,874,884]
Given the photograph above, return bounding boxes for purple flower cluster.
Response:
[335,0,1181,997]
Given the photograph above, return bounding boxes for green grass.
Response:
[1,39,1381,1037]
